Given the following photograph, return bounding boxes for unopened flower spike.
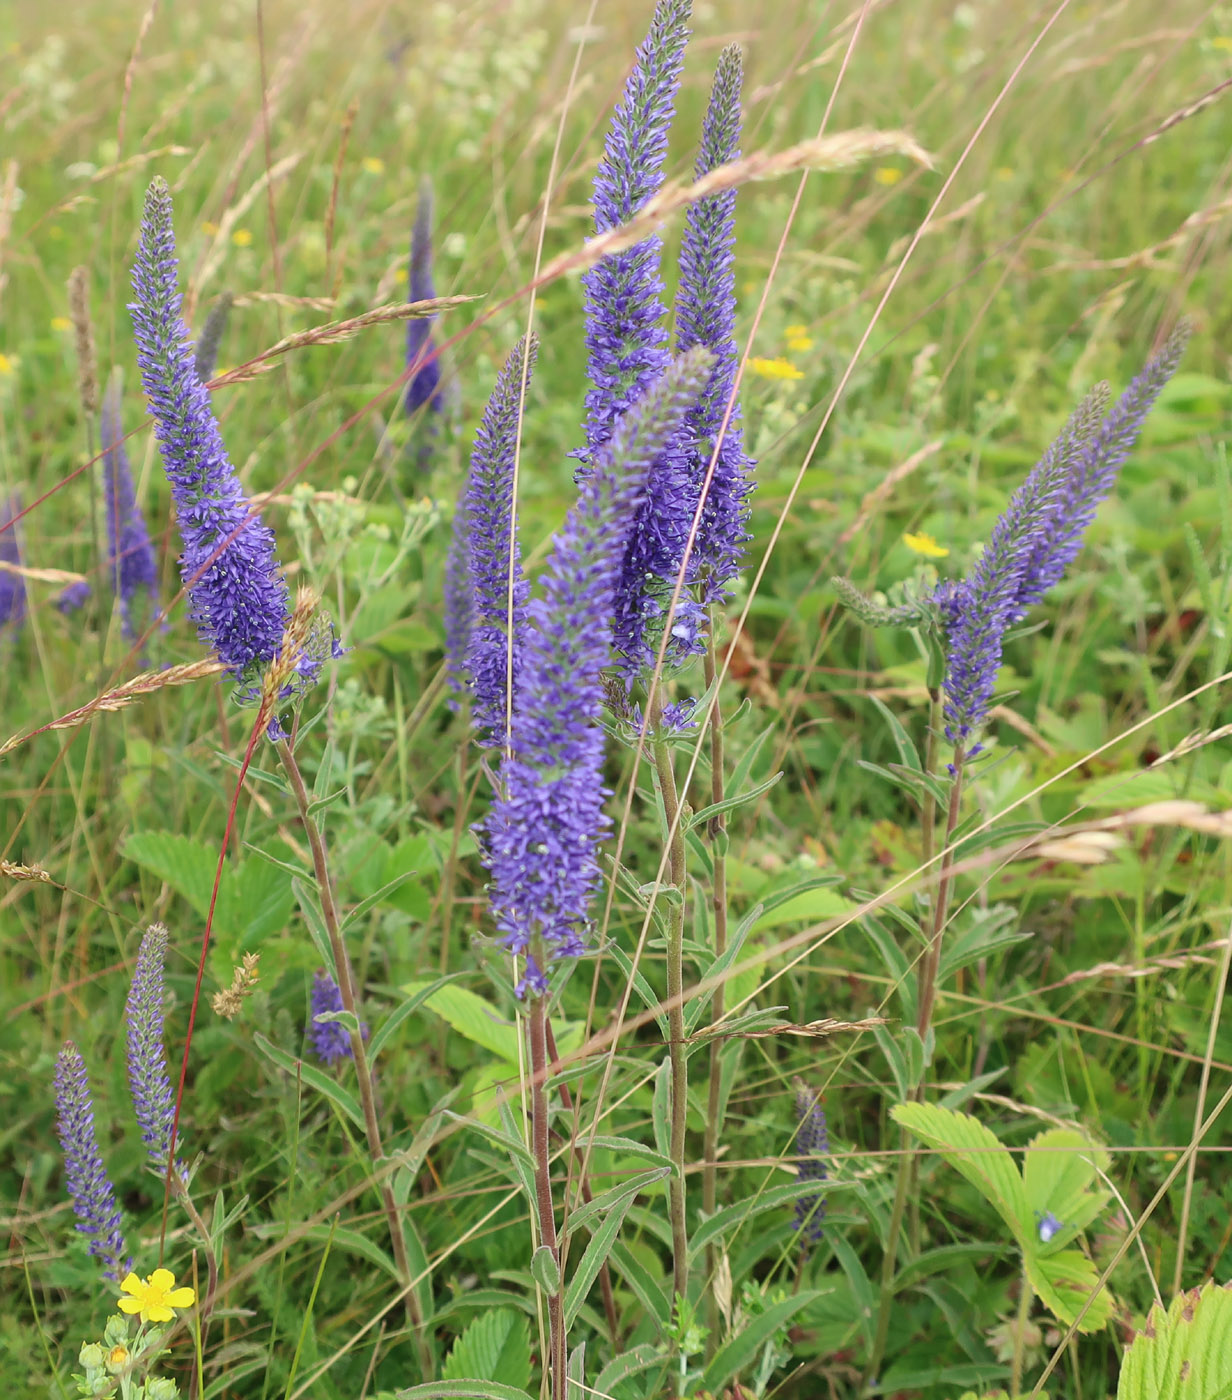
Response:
[0,493,26,633]
[453,335,536,745]
[792,1079,829,1242]
[193,290,233,384]
[101,375,159,640]
[308,969,366,1063]
[54,1042,130,1280]
[130,178,335,720]
[55,578,92,614]
[405,177,445,418]
[575,0,693,477]
[939,328,1188,748]
[125,923,183,1173]
[484,347,712,998]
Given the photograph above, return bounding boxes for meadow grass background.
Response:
[3,0,1232,1396]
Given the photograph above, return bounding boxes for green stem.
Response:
[1011,1260,1033,1396]
[277,741,433,1378]
[529,995,567,1400]
[862,1124,913,1394]
[916,748,965,1042]
[701,626,728,1356]
[650,695,690,1315]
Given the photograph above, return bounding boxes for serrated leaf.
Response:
[397,1383,533,1400]
[699,1291,820,1394]
[1116,1281,1232,1400]
[892,1102,1031,1248]
[1023,1128,1111,1247]
[441,1309,531,1392]
[1026,1247,1114,1332]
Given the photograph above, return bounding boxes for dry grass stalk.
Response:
[1056,940,1227,987]
[0,159,18,309]
[88,145,192,186]
[838,438,944,545]
[0,660,228,756]
[326,97,360,273]
[210,295,478,386]
[690,1015,889,1042]
[536,130,934,291]
[0,561,89,586]
[195,152,303,298]
[67,266,99,416]
[0,860,52,883]
[230,292,336,311]
[213,952,261,1019]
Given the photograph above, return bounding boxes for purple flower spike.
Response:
[458,335,535,745]
[101,378,159,640]
[1012,323,1191,618]
[56,579,92,614]
[0,494,26,632]
[405,178,445,417]
[54,1042,130,1280]
[575,0,692,475]
[484,347,712,993]
[124,924,181,1171]
[673,43,754,606]
[793,1084,828,1242]
[131,178,325,707]
[308,970,365,1063]
[443,508,474,705]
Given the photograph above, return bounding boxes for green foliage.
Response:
[1117,1282,1232,1400]
[441,1310,531,1393]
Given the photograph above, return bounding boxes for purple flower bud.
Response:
[307,970,365,1063]
[193,291,233,385]
[793,1085,828,1242]
[453,336,535,745]
[484,349,712,993]
[130,177,292,688]
[53,1042,130,1280]
[124,924,181,1171]
[0,493,26,632]
[55,579,92,614]
[101,378,159,640]
[405,178,444,417]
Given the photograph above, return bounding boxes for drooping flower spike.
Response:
[101,376,159,641]
[0,493,26,633]
[53,1042,130,1280]
[940,326,1188,747]
[485,347,712,997]
[792,1081,829,1243]
[576,0,692,476]
[124,923,182,1172]
[307,969,365,1063]
[130,177,333,716]
[448,335,536,745]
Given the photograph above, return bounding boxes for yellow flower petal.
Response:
[147,1304,175,1322]
[231,228,253,247]
[119,1271,142,1295]
[148,1267,177,1290]
[747,355,804,382]
[902,530,949,559]
[117,1296,144,1314]
[361,156,385,175]
[166,1286,197,1308]
[873,166,903,186]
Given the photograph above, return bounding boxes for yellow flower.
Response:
[51,316,72,332]
[747,356,804,382]
[231,228,253,247]
[1211,35,1232,51]
[361,156,385,175]
[785,330,814,352]
[873,166,903,186]
[118,1268,197,1323]
[105,1344,131,1374]
[0,353,14,375]
[995,166,1015,182]
[201,220,219,236]
[903,531,949,559]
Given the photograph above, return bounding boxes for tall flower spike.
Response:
[130,178,300,695]
[56,579,92,614]
[484,347,712,998]
[575,0,692,474]
[459,335,536,745]
[101,376,159,641]
[54,1042,130,1280]
[124,924,181,1171]
[405,177,445,417]
[0,493,26,632]
[792,1082,829,1242]
[673,43,754,605]
[193,290,233,384]
[1012,323,1191,616]
[443,507,474,705]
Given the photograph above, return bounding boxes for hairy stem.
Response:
[650,695,690,1314]
[277,741,432,1377]
[545,1020,620,1347]
[529,995,567,1400]
[701,626,728,1355]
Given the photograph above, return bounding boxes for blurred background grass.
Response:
[2,0,1232,1395]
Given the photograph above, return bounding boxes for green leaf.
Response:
[1117,1281,1232,1400]
[752,883,856,932]
[252,1033,364,1131]
[593,1344,667,1396]
[1022,1127,1110,1245]
[868,693,922,771]
[689,1180,850,1260]
[892,1103,1031,1248]
[402,982,521,1062]
[441,1310,531,1393]
[249,1222,397,1281]
[568,1167,671,1236]
[685,769,783,831]
[531,1245,561,1295]
[1026,1248,1114,1332]
[608,1242,669,1335]
[441,1110,536,1171]
[397,1383,533,1400]
[369,974,469,1061]
[699,1291,820,1394]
